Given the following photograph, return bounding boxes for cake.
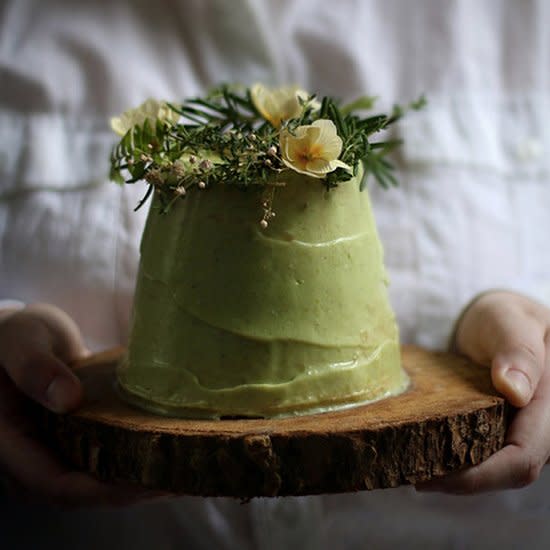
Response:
[109,84,422,418]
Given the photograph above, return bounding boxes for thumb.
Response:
[7,351,83,414]
[491,341,545,408]
[0,305,85,413]
[455,292,548,408]
[488,312,546,407]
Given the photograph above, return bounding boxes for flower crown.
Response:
[109,84,424,226]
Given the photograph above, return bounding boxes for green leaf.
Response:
[410,95,427,110]
[134,184,154,211]
[320,96,330,118]
[340,95,378,115]
[328,102,346,137]
[109,165,124,185]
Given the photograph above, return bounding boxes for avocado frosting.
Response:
[117,171,408,418]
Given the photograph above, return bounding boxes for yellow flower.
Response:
[279,119,352,178]
[110,98,179,136]
[250,83,319,128]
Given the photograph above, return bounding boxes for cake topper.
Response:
[109,84,425,225]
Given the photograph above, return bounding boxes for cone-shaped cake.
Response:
[110,85,417,418]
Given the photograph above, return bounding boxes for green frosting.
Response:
[117,171,408,418]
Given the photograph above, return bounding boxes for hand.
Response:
[0,303,166,507]
[417,290,550,494]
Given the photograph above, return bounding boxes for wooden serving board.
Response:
[40,346,510,498]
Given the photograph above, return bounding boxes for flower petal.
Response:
[312,120,343,159]
[276,87,302,119]
[306,158,334,175]
[279,118,349,179]
[300,124,321,146]
[110,116,128,136]
[279,131,300,161]
[251,84,289,126]
[282,158,325,178]
[329,159,353,173]
[141,98,161,118]
[251,83,317,127]
[110,99,176,136]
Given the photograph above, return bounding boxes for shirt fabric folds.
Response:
[1,1,550,548]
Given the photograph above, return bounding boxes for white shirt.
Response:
[1,1,550,548]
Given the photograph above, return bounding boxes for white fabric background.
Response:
[1,0,550,548]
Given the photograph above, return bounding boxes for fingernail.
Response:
[504,368,531,403]
[46,376,78,413]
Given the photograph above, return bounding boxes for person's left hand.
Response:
[416,290,550,494]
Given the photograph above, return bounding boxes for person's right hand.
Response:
[0,303,164,507]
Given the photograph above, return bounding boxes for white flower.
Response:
[110,98,179,136]
[279,119,351,179]
[250,83,320,128]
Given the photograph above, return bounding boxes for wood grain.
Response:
[39,346,510,498]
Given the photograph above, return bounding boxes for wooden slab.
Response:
[40,346,510,498]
